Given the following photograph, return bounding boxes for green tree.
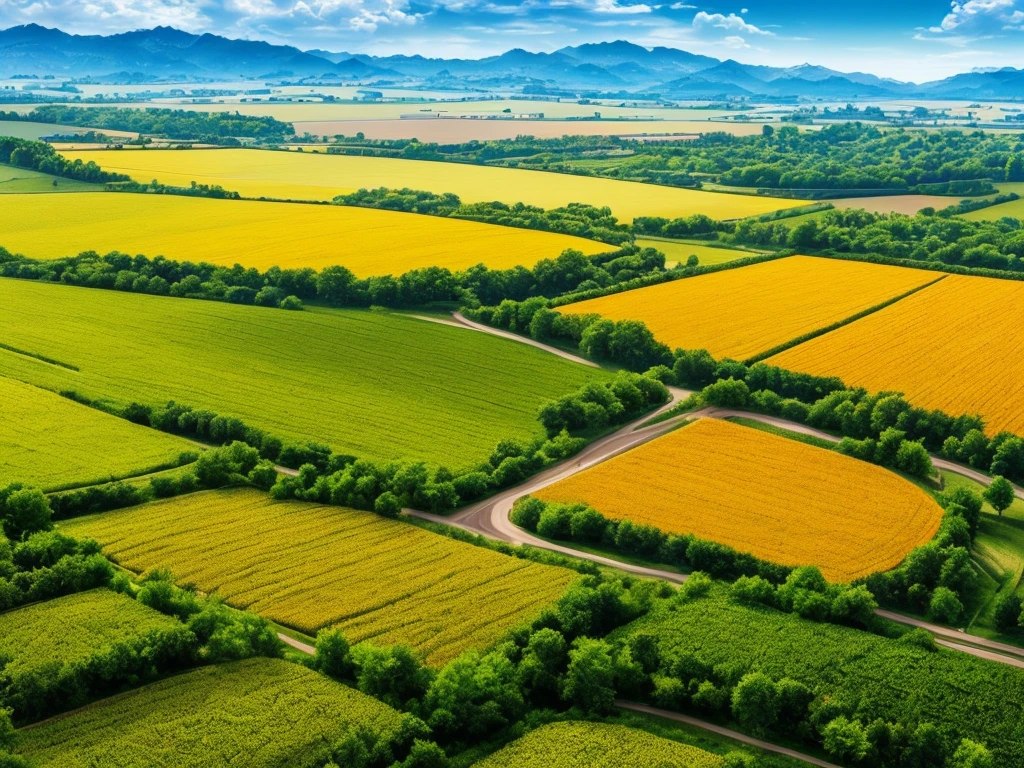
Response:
[822,716,870,762]
[731,672,779,733]
[561,637,616,714]
[928,586,964,624]
[351,643,433,709]
[950,739,994,768]
[314,628,353,680]
[1006,154,1024,182]
[1,487,52,539]
[518,628,567,702]
[983,476,1015,517]
[394,740,449,768]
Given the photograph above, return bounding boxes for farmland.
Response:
[60,488,579,665]
[963,195,1024,221]
[0,192,607,275]
[0,376,193,490]
[617,590,1024,767]
[13,658,406,768]
[769,274,1024,436]
[58,148,803,221]
[473,722,724,768]
[536,418,943,582]
[635,238,759,268]
[0,279,607,467]
[0,165,99,193]
[0,589,186,679]
[557,256,941,361]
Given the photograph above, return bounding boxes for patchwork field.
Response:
[61,488,579,665]
[0,376,193,491]
[0,280,607,467]
[58,148,802,221]
[557,256,941,361]
[536,419,943,581]
[0,192,607,275]
[769,274,1024,436]
[0,589,187,679]
[473,722,724,768]
[14,658,406,768]
[617,592,1024,768]
[634,238,759,268]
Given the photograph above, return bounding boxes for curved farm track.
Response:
[403,312,1024,668]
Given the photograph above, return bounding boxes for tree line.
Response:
[0,137,129,184]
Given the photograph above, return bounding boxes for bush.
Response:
[928,586,964,624]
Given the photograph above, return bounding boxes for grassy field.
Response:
[0,120,135,141]
[634,238,760,268]
[0,192,607,276]
[536,419,942,582]
[61,488,579,665]
[770,274,1024,436]
[963,196,1024,221]
[558,256,940,361]
[0,375,193,491]
[0,280,607,467]
[0,589,186,679]
[617,589,1024,768]
[14,658,406,768]
[58,148,803,221]
[0,165,100,194]
[473,722,724,768]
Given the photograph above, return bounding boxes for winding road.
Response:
[402,312,1024,668]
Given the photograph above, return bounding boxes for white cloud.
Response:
[723,34,747,48]
[591,0,652,13]
[668,2,695,8]
[692,10,772,36]
[927,0,1022,34]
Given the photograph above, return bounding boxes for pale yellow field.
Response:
[770,274,1024,436]
[0,192,606,276]
[59,148,803,221]
[536,418,943,582]
[558,256,941,361]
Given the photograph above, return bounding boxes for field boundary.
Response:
[0,341,79,371]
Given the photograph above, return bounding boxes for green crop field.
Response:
[13,658,406,768]
[0,164,99,193]
[0,279,607,467]
[60,488,579,666]
[473,722,724,767]
[634,238,760,268]
[617,589,1024,767]
[0,589,187,679]
[0,375,193,490]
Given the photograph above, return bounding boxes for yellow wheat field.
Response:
[59,148,802,221]
[0,192,606,277]
[770,274,1024,436]
[60,488,578,665]
[558,256,940,361]
[535,418,943,582]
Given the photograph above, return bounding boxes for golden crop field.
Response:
[61,488,579,666]
[0,375,192,491]
[59,148,802,221]
[770,274,1024,436]
[0,192,606,276]
[535,418,943,582]
[557,256,941,361]
[473,722,724,768]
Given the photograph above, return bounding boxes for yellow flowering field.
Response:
[59,148,801,221]
[535,418,943,582]
[0,192,605,276]
[770,274,1024,436]
[473,722,724,768]
[61,488,578,666]
[558,256,940,361]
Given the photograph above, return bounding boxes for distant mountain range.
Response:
[2,25,1024,101]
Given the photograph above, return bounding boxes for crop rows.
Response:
[617,591,1024,767]
[0,375,191,490]
[536,418,943,582]
[558,256,939,361]
[0,589,184,678]
[61,489,579,665]
[14,658,405,768]
[0,191,606,276]
[60,148,801,221]
[771,273,1024,436]
[473,722,724,767]
[0,279,607,467]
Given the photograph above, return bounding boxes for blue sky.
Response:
[1,0,1023,80]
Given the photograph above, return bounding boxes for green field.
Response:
[14,658,406,768]
[0,279,607,467]
[0,589,186,679]
[617,590,1024,767]
[0,375,194,490]
[473,722,724,767]
[963,196,1024,222]
[60,488,579,666]
[635,238,760,268]
[0,164,100,194]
